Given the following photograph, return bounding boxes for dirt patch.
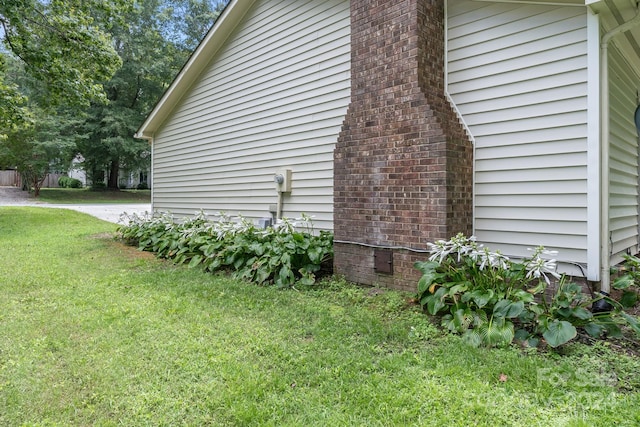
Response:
[91,232,158,261]
[111,239,159,261]
[0,187,36,205]
[91,232,118,239]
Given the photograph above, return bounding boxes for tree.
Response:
[0,0,228,193]
[0,107,77,196]
[0,0,129,194]
[77,0,227,190]
[0,0,126,110]
[0,57,30,139]
[164,0,229,51]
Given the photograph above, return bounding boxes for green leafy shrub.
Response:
[57,176,83,188]
[136,181,149,190]
[611,253,640,309]
[117,211,333,287]
[415,234,640,348]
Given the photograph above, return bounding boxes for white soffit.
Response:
[592,0,640,72]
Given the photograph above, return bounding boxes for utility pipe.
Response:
[274,172,286,221]
[599,7,640,294]
[276,191,283,221]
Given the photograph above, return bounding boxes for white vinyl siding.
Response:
[608,44,640,263]
[152,0,350,230]
[447,0,589,265]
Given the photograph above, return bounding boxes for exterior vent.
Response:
[374,249,393,274]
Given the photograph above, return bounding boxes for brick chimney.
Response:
[333,0,473,291]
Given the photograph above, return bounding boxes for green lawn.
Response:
[0,207,639,426]
[36,188,150,204]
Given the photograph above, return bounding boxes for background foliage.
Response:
[0,0,229,191]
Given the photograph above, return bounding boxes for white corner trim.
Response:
[444,0,476,236]
[586,8,601,281]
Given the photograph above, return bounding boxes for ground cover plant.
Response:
[36,187,150,203]
[117,211,333,287]
[416,234,640,349]
[1,207,639,425]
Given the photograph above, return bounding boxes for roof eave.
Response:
[135,0,257,139]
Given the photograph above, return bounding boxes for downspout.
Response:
[599,7,640,296]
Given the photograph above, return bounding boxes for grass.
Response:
[0,207,639,426]
[36,188,150,204]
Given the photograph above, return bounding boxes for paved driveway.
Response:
[0,187,151,224]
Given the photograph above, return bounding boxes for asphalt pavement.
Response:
[0,186,151,224]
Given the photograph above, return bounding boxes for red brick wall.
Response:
[334,0,473,290]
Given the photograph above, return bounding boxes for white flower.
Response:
[525,256,561,285]
[427,239,451,264]
[525,246,561,284]
[449,233,475,262]
[476,247,510,271]
[490,250,510,270]
[477,247,492,270]
[427,234,481,264]
[527,245,559,258]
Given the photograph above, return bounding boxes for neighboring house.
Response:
[68,155,150,189]
[68,155,87,186]
[118,169,149,190]
[136,0,640,293]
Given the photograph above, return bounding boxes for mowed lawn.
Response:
[0,207,639,426]
[36,188,150,204]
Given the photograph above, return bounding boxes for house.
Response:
[67,154,150,189]
[68,155,88,186]
[136,0,640,294]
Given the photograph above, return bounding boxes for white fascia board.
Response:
[135,0,257,140]
[472,0,587,6]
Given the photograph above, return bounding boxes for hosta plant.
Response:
[117,211,333,287]
[611,253,640,309]
[415,234,639,348]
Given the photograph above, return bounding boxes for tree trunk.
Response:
[33,175,41,197]
[20,172,29,191]
[108,160,120,190]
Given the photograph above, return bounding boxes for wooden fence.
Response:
[0,170,64,188]
[0,170,20,187]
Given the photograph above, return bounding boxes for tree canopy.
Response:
[76,0,228,189]
[0,0,229,193]
[0,0,126,108]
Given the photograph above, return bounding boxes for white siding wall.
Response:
[447,1,590,264]
[152,0,350,230]
[608,45,640,263]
